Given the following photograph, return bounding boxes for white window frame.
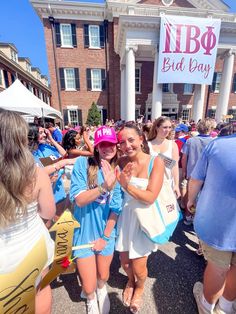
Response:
[135,64,141,94]
[11,50,18,63]
[89,25,100,49]
[214,73,222,93]
[183,83,193,95]
[182,109,190,121]
[91,69,102,91]
[68,108,79,126]
[163,83,171,92]
[0,69,4,87]
[26,63,31,73]
[28,82,33,93]
[208,108,216,118]
[60,24,73,47]
[64,68,76,91]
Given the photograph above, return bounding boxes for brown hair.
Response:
[197,118,215,134]
[148,116,172,141]
[0,110,36,227]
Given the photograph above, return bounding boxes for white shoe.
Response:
[97,285,110,314]
[87,297,99,314]
[214,302,236,314]
[193,282,213,314]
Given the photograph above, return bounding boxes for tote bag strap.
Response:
[148,156,156,177]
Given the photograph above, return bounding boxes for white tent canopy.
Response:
[0,79,62,119]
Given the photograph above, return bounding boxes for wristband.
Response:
[101,234,110,242]
[98,184,107,195]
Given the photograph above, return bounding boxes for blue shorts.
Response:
[73,237,116,259]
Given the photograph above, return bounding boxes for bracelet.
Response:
[98,184,107,195]
[53,164,58,171]
[101,234,110,242]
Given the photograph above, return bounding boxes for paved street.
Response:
[51,222,205,314]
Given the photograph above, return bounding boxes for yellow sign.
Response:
[40,209,80,289]
[223,114,233,119]
[0,237,47,314]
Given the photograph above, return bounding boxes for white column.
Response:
[192,84,206,122]
[215,49,235,122]
[152,48,162,120]
[125,46,137,122]
[120,64,126,120]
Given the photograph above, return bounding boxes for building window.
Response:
[91,69,102,90]
[232,74,236,93]
[64,68,76,90]
[39,90,43,100]
[184,84,193,94]
[211,72,222,93]
[60,24,73,47]
[0,69,3,86]
[11,50,18,62]
[28,83,33,93]
[162,83,170,92]
[86,68,106,91]
[26,63,31,72]
[68,109,79,126]
[89,25,100,48]
[228,109,236,120]
[207,109,216,118]
[135,68,141,93]
[182,109,190,121]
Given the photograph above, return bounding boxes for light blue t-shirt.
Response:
[191,134,236,251]
[182,135,213,178]
[70,157,123,256]
[33,143,66,204]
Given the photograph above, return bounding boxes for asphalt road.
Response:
[51,222,205,314]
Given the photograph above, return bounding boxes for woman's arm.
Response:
[118,157,165,205]
[172,141,180,198]
[82,131,94,154]
[68,147,93,157]
[45,129,67,157]
[36,167,56,219]
[43,158,76,176]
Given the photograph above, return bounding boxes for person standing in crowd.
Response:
[45,122,63,144]
[175,123,190,210]
[181,118,215,225]
[187,126,236,314]
[70,126,122,314]
[28,125,75,224]
[148,116,180,198]
[116,123,164,314]
[0,110,56,314]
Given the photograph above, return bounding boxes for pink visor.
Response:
[94,126,118,147]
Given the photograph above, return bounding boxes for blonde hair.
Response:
[0,110,36,228]
[148,116,172,141]
[197,118,215,134]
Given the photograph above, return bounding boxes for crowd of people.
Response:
[0,108,236,314]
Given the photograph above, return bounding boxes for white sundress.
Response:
[116,176,158,259]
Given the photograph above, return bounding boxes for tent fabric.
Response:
[0,79,62,119]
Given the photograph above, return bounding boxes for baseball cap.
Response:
[94,126,118,147]
[175,123,189,133]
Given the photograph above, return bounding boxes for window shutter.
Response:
[59,68,65,90]
[74,68,80,90]
[211,72,217,92]
[101,69,106,90]
[99,25,105,48]
[63,109,69,126]
[71,24,77,47]
[232,73,236,93]
[84,24,89,48]
[86,68,91,90]
[3,70,9,88]
[55,23,61,47]
[78,109,83,126]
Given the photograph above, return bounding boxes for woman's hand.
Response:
[173,185,181,199]
[101,159,116,191]
[44,129,53,144]
[91,238,107,251]
[116,162,133,190]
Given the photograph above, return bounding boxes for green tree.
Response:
[86,102,101,126]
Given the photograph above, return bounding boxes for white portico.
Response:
[112,0,236,122]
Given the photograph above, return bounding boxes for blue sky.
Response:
[0,0,236,80]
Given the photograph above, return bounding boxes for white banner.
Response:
[157,15,221,84]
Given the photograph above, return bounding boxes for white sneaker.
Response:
[214,302,236,314]
[87,297,99,314]
[193,282,213,314]
[97,285,110,314]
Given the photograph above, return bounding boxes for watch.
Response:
[161,0,174,6]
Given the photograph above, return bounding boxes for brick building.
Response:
[31,0,236,124]
[0,43,51,107]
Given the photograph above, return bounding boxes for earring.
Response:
[141,143,144,148]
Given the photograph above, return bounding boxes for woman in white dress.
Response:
[0,109,56,314]
[116,123,164,313]
[148,116,180,198]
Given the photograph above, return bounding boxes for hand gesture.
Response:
[116,162,133,190]
[91,238,107,252]
[187,200,196,214]
[44,129,53,143]
[173,185,181,199]
[101,159,116,191]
